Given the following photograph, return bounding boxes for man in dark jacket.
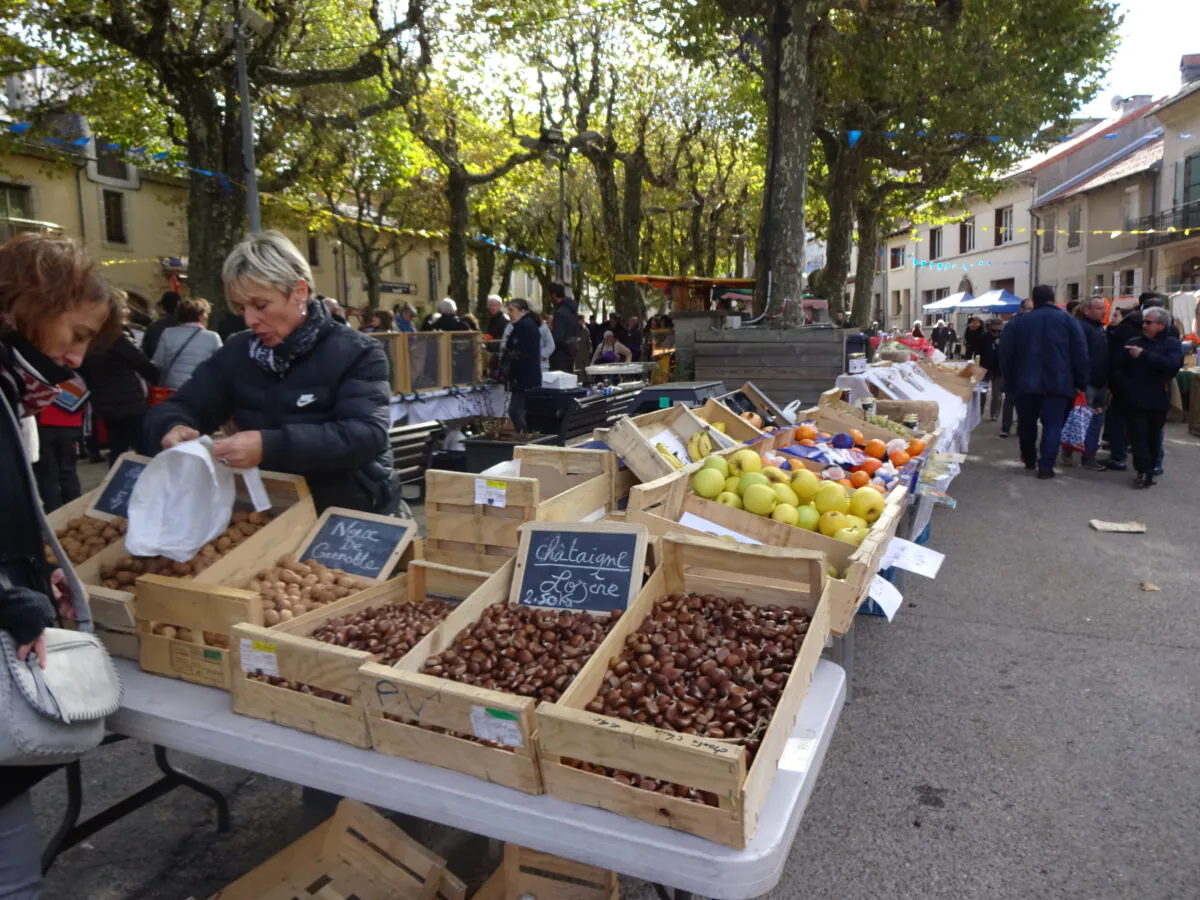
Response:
[431,298,471,332]
[1117,307,1183,487]
[79,324,159,463]
[548,283,579,372]
[1105,293,1177,472]
[484,295,509,339]
[141,290,180,360]
[997,284,1088,479]
[1065,295,1110,470]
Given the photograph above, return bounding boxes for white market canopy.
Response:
[923,291,971,312]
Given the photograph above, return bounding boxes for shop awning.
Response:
[1086,249,1143,269]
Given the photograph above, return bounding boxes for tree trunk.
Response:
[497,251,517,298]
[821,139,862,316]
[445,167,471,311]
[184,105,243,313]
[362,258,382,310]
[582,147,645,321]
[754,0,820,321]
[850,201,880,327]
[474,241,496,321]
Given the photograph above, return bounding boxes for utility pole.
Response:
[232,0,261,232]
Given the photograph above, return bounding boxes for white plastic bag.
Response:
[125,437,236,562]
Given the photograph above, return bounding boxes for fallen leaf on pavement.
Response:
[1140,582,1161,592]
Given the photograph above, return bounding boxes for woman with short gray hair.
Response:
[146,230,397,513]
[1116,304,1184,488]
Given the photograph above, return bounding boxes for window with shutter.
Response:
[1043,211,1056,253]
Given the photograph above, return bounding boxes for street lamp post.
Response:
[232,0,265,232]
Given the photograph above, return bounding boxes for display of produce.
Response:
[247,555,375,626]
[98,511,274,585]
[570,591,811,804]
[46,516,127,565]
[422,605,621,704]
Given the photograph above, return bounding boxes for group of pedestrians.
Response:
[991,286,1183,487]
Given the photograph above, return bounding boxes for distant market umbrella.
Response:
[922,291,971,312]
[957,289,1023,314]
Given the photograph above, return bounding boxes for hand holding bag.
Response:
[1060,393,1096,453]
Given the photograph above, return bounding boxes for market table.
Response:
[107,658,846,900]
[388,384,508,426]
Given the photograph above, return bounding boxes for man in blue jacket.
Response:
[997,285,1088,479]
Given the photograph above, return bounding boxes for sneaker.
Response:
[1060,450,1075,466]
[1104,459,1127,471]
[1133,472,1154,489]
[1037,470,1056,480]
[1153,466,1163,477]
[1000,430,1010,438]
[1081,459,1107,472]
[1023,460,1036,470]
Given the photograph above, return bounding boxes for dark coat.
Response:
[1108,309,1180,395]
[485,311,510,340]
[1117,331,1183,412]
[997,303,1088,398]
[79,332,158,420]
[963,326,991,368]
[433,313,471,332]
[141,313,176,361]
[504,315,543,392]
[0,338,67,805]
[1080,317,1109,390]
[145,319,394,514]
[550,297,579,369]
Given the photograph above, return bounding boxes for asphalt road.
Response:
[36,424,1200,899]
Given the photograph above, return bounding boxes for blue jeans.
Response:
[0,792,41,899]
[1015,394,1071,473]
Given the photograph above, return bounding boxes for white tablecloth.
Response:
[389,384,509,425]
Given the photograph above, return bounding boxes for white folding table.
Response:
[106,659,846,900]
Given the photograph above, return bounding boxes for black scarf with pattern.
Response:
[248,297,330,377]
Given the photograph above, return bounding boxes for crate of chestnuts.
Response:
[536,533,832,848]
[229,560,491,748]
[360,521,650,794]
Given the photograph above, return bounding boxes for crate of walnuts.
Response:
[132,502,418,691]
[230,559,490,748]
[535,533,831,848]
[360,522,649,794]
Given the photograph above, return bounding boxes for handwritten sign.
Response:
[509,522,648,613]
[450,333,477,385]
[296,508,415,581]
[88,452,149,521]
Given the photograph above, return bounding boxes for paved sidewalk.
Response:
[35,424,1200,899]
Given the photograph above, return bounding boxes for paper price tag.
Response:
[779,730,819,773]
[868,574,903,621]
[470,706,524,748]
[678,512,763,545]
[474,478,507,508]
[881,536,945,578]
[239,638,279,676]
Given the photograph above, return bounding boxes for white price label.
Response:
[678,512,762,545]
[867,574,904,622]
[239,638,279,677]
[474,478,507,508]
[880,536,945,578]
[779,730,819,773]
[469,706,524,748]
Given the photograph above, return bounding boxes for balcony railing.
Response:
[1138,199,1200,248]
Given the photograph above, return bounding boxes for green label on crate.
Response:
[486,708,518,721]
[470,705,524,747]
[203,649,221,661]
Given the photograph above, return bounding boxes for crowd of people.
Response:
[984,287,1184,486]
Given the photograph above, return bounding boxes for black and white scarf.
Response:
[248,297,329,377]
[0,330,76,417]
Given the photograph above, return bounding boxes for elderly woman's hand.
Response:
[211,431,264,469]
[162,424,201,449]
[1125,344,1143,359]
[17,635,46,669]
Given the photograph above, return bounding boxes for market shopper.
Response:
[485,295,509,339]
[151,297,223,392]
[931,318,956,354]
[997,284,1088,479]
[1063,295,1109,470]
[147,231,396,515]
[1115,307,1182,488]
[140,289,181,359]
[1105,293,1177,473]
[503,298,542,434]
[394,304,417,333]
[549,283,579,372]
[0,233,121,900]
[79,301,159,462]
[431,298,470,332]
[626,316,645,361]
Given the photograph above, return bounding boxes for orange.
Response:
[868,483,887,494]
[889,450,911,467]
[796,423,818,441]
[859,458,883,476]
[849,429,865,447]
[850,471,870,488]
[907,438,926,458]
[819,431,833,441]
[799,438,817,447]
[836,478,854,489]
[864,439,887,459]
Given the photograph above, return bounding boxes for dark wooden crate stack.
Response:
[694,328,845,405]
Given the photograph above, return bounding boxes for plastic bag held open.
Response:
[125,437,237,562]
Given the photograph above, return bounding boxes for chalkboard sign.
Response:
[509,522,648,613]
[296,508,416,581]
[450,333,478,385]
[87,452,150,521]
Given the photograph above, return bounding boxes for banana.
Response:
[685,431,702,463]
[711,422,727,434]
[698,430,713,458]
[657,443,684,469]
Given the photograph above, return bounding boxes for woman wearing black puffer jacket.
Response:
[1,233,121,899]
[145,231,396,515]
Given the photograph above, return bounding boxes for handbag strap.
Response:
[0,387,91,632]
[160,327,203,382]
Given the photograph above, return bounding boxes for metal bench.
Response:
[388,420,444,501]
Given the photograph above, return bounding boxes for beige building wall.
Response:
[1151,91,1200,290]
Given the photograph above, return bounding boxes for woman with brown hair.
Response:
[151,296,223,392]
[0,233,121,899]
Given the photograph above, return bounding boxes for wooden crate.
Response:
[474,844,617,900]
[202,799,466,900]
[423,458,611,573]
[230,560,490,748]
[512,444,633,513]
[714,381,796,430]
[626,467,906,635]
[606,406,738,482]
[807,391,942,457]
[359,558,545,794]
[874,399,940,433]
[695,397,764,443]
[536,534,831,848]
[444,331,484,387]
[917,360,981,402]
[373,331,448,394]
